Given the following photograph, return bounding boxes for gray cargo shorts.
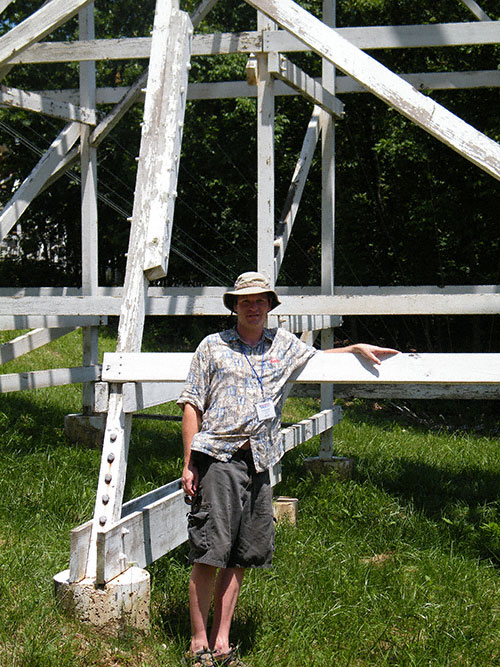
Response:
[187,448,275,569]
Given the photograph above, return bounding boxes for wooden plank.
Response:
[0,365,100,393]
[268,54,344,117]
[247,0,500,182]
[459,0,492,21]
[0,0,14,14]
[93,409,338,582]
[0,315,105,329]
[2,291,500,316]
[0,122,81,241]
[142,10,192,280]
[69,520,92,583]
[0,327,75,364]
[332,384,500,399]
[264,22,500,53]
[291,353,500,385]
[7,22,500,65]
[0,85,96,124]
[256,12,276,282]
[0,0,93,67]
[101,352,500,385]
[122,381,185,412]
[280,314,342,333]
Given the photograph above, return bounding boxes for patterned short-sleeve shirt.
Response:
[177,327,317,472]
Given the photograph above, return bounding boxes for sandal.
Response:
[184,648,215,667]
[213,645,248,667]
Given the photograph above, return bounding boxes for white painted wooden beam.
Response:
[245,0,500,181]
[101,352,500,385]
[268,54,344,117]
[460,0,492,21]
[0,0,14,14]
[332,384,500,399]
[0,0,93,67]
[1,291,499,316]
[0,85,96,124]
[0,122,81,241]
[0,327,75,364]
[122,381,184,412]
[7,22,500,64]
[0,365,100,393]
[142,10,192,280]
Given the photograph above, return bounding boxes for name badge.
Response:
[256,398,276,421]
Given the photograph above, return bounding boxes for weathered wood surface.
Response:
[91,408,338,583]
[268,54,344,117]
[247,0,500,182]
[101,351,500,385]
[0,0,93,67]
[142,10,192,280]
[2,291,499,316]
[0,122,81,241]
[7,22,500,65]
[0,327,75,364]
[0,315,105,329]
[0,85,96,124]
[0,365,100,393]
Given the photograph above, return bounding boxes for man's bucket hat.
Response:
[223,271,281,312]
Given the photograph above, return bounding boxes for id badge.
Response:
[256,398,276,421]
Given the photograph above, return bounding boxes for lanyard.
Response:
[239,340,266,395]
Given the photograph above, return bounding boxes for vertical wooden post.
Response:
[319,0,336,457]
[79,3,99,414]
[256,12,276,283]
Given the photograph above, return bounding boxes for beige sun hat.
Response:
[223,271,281,312]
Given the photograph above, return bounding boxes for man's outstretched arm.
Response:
[324,343,400,365]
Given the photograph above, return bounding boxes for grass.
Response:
[0,328,500,664]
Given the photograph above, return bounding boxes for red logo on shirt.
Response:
[270,358,280,363]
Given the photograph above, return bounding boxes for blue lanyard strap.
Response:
[239,340,266,395]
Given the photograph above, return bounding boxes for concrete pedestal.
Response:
[273,496,299,524]
[304,455,354,480]
[54,566,150,636]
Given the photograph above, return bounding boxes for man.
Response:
[178,271,398,667]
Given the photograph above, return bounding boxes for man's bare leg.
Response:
[189,562,218,653]
[210,567,245,655]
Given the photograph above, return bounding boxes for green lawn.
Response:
[0,329,499,665]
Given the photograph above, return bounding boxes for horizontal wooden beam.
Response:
[6,22,500,65]
[0,365,100,393]
[0,291,499,316]
[0,315,106,329]
[0,85,96,124]
[101,351,500,385]
[0,0,93,67]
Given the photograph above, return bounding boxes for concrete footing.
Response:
[304,455,354,479]
[273,496,299,524]
[54,567,150,636]
[64,413,106,448]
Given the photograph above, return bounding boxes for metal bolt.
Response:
[110,432,117,442]
[107,452,115,463]
[99,516,107,526]
[102,494,109,505]
[105,473,112,484]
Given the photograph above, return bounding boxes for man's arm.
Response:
[324,343,399,365]
[181,402,202,497]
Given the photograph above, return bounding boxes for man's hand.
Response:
[326,343,400,365]
[182,460,199,497]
